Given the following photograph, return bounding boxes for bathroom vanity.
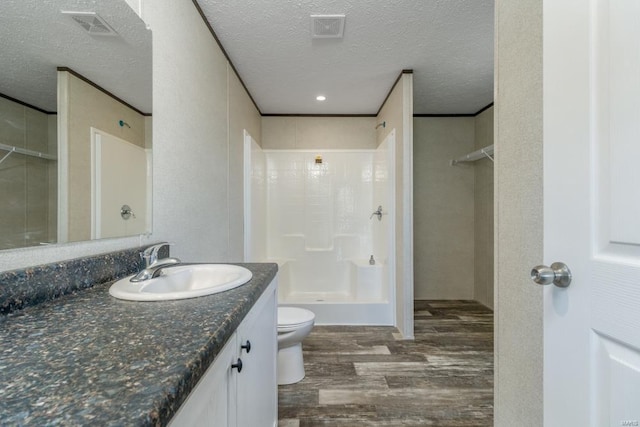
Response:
[0,257,278,426]
[169,275,277,426]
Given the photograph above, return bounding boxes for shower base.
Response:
[279,295,393,326]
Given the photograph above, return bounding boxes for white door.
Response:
[92,128,149,239]
[544,0,640,425]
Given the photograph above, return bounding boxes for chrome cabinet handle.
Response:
[531,262,572,288]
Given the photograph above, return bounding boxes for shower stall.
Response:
[244,130,396,325]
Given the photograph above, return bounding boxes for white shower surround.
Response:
[244,131,396,325]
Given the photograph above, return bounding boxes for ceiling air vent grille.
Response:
[311,15,345,39]
[62,11,118,37]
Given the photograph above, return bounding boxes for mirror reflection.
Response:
[0,0,152,250]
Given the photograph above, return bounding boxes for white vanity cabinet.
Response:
[169,278,277,427]
[236,282,278,427]
[168,332,238,426]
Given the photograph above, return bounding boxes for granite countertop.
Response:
[0,263,278,426]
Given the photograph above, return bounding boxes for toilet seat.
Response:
[278,307,315,331]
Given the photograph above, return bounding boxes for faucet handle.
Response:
[141,242,173,267]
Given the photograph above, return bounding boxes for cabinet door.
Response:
[168,333,237,427]
[236,283,278,427]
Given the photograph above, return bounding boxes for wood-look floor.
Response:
[278,300,494,426]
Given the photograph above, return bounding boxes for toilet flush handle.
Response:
[241,340,251,353]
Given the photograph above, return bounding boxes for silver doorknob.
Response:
[120,204,136,220]
[531,262,572,288]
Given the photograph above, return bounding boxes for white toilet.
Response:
[277,307,315,385]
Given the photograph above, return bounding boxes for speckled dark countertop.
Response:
[0,263,278,426]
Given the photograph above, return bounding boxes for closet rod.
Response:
[450,144,494,166]
[0,142,57,166]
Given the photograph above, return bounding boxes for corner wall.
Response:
[413,108,494,306]
[0,1,231,271]
[494,0,543,424]
[0,97,57,249]
[228,68,262,260]
[474,107,494,309]
[413,117,475,300]
[145,0,261,263]
[377,72,414,338]
[59,71,146,243]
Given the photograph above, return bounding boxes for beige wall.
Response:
[413,117,476,300]
[60,71,147,242]
[0,96,57,249]
[495,0,543,425]
[413,109,494,306]
[47,115,58,243]
[377,73,414,337]
[261,116,376,149]
[474,107,494,309]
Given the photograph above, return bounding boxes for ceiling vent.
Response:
[310,15,345,39]
[62,11,118,37]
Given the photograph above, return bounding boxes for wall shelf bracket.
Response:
[0,142,57,166]
[450,144,494,166]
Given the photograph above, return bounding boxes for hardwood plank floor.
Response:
[278,300,493,426]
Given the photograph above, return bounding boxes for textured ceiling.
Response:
[197,0,494,115]
[0,0,151,114]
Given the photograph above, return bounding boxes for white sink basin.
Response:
[109,264,253,301]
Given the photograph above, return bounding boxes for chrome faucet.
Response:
[130,243,181,282]
[140,243,170,267]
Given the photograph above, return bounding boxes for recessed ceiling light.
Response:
[316,95,326,101]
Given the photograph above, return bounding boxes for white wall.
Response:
[145,0,229,262]
[143,1,261,263]
[373,133,394,270]
[245,134,266,262]
[265,151,375,272]
[376,72,414,338]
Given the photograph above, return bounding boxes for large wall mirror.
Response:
[0,0,152,250]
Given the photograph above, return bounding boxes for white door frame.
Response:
[243,129,255,262]
[401,74,414,339]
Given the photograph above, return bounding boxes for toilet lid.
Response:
[278,307,315,327]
